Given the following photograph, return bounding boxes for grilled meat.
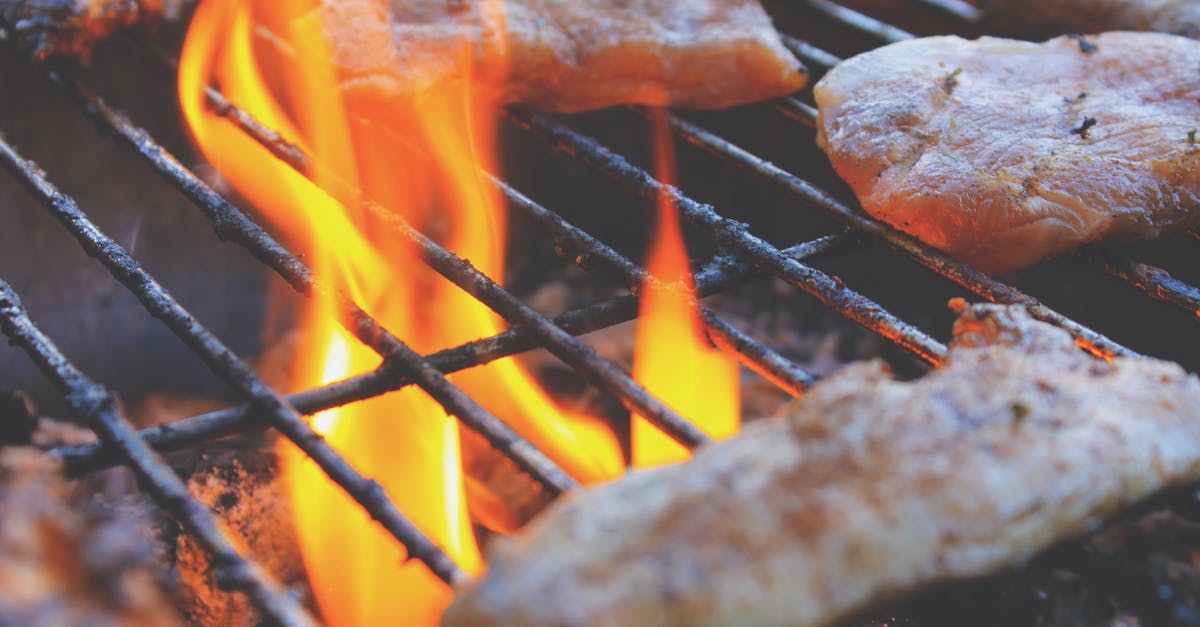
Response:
[443,302,1200,627]
[981,0,1200,38]
[0,0,185,58]
[814,33,1200,274]
[297,0,807,112]
[0,448,182,626]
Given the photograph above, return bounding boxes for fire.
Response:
[632,111,741,468]
[179,0,622,624]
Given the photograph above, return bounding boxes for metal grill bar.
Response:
[159,89,712,448]
[158,39,817,405]
[659,108,1134,358]
[773,96,820,128]
[37,66,578,497]
[794,0,914,42]
[508,108,949,365]
[903,0,983,23]
[0,279,316,627]
[140,41,313,172]
[86,46,720,451]
[56,234,846,475]
[493,178,815,395]
[360,190,714,449]
[170,52,815,397]
[0,132,467,588]
[191,66,905,399]
[780,34,843,72]
[1093,254,1200,316]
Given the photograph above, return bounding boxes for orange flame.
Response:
[179,0,622,624]
[632,111,741,468]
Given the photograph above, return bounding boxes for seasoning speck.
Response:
[1069,117,1098,139]
[1068,34,1098,54]
[942,67,963,93]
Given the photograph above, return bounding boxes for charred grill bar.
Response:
[0,129,465,602]
[0,279,314,627]
[800,0,917,41]
[908,0,983,23]
[37,69,580,496]
[153,43,820,408]
[489,177,817,396]
[510,107,951,365]
[55,232,846,475]
[659,107,1139,358]
[169,44,820,396]
[0,0,1198,622]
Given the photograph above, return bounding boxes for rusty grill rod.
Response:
[34,65,578,497]
[903,0,984,23]
[0,132,467,589]
[1091,253,1200,317]
[139,38,941,400]
[771,28,1200,320]
[160,41,817,401]
[659,108,1135,359]
[89,45,720,451]
[773,96,820,129]
[56,234,847,475]
[775,36,834,126]
[780,34,843,74]
[794,0,915,42]
[150,65,719,448]
[0,279,316,627]
[508,108,948,365]
[656,35,1141,356]
[142,40,312,171]
[493,177,815,395]
[135,70,714,448]
[358,191,714,450]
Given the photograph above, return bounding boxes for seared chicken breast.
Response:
[815,33,1200,274]
[981,0,1200,38]
[303,0,808,112]
[443,303,1200,627]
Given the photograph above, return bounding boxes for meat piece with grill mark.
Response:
[980,0,1200,38]
[292,0,808,112]
[0,447,182,626]
[0,0,186,58]
[442,302,1200,627]
[814,33,1200,275]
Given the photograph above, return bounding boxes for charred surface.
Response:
[0,0,185,58]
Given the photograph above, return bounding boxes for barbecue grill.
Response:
[1,1,1198,624]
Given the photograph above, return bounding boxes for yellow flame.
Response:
[180,0,623,624]
[632,110,741,468]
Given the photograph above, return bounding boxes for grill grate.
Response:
[1,1,1199,624]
